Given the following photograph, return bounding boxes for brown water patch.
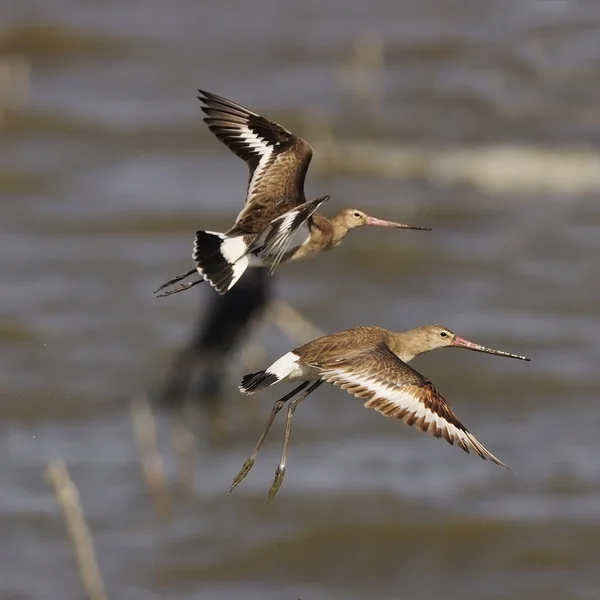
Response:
[386,36,465,63]
[0,168,56,195]
[13,108,214,153]
[546,472,596,498]
[0,389,123,423]
[69,213,228,237]
[0,23,133,61]
[157,517,599,585]
[325,240,432,279]
[26,213,229,238]
[0,318,38,343]
[15,109,124,138]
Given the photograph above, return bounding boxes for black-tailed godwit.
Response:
[232,324,530,499]
[154,90,430,297]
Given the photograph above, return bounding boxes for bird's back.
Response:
[293,326,390,367]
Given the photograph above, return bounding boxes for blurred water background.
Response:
[2,0,600,598]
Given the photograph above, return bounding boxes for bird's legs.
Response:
[268,380,323,501]
[154,268,201,297]
[229,381,310,494]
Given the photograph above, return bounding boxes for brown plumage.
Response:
[202,90,314,231]
[154,90,430,297]
[232,324,531,500]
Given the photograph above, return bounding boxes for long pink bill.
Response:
[365,216,431,231]
[452,336,531,361]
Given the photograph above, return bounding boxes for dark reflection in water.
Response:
[157,268,272,444]
[1,1,600,599]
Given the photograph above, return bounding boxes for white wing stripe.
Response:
[321,369,478,454]
[237,130,273,155]
[223,124,278,207]
[248,198,324,273]
[245,150,273,208]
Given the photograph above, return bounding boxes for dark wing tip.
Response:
[198,88,217,100]
[197,89,212,104]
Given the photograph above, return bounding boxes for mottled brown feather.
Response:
[293,332,509,469]
[198,90,314,233]
[293,326,391,365]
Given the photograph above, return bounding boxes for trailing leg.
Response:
[154,268,198,296]
[268,380,323,501]
[229,382,310,494]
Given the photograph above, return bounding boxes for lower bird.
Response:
[154,89,430,297]
[231,324,531,500]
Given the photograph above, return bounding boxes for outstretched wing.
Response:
[248,196,329,273]
[199,90,314,223]
[318,344,511,470]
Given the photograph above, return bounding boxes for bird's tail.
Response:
[239,370,278,395]
[193,231,250,294]
[239,351,301,394]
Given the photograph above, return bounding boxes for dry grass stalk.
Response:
[44,459,108,600]
[336,32,384,114]
[130,393,171,519]
[268,300,325,344]
[171,419,197,496]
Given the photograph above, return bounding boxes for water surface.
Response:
[1,1,600,598]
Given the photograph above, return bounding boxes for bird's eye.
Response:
[440,331,448,338]
[354,212,360,217]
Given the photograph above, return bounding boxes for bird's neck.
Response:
[285,214,339,261]
[328,212,352,246]
[388,331,425,364]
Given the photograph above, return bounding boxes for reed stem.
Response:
[44,460,108,600]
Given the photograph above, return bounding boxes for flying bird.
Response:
[231,324,530,500]
[155,90,430,297]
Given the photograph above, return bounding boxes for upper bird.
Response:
[154,89,430,297]
[231,324,531,500]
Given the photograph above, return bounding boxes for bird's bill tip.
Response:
[365,216,431,231]
[452,336,531,361]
